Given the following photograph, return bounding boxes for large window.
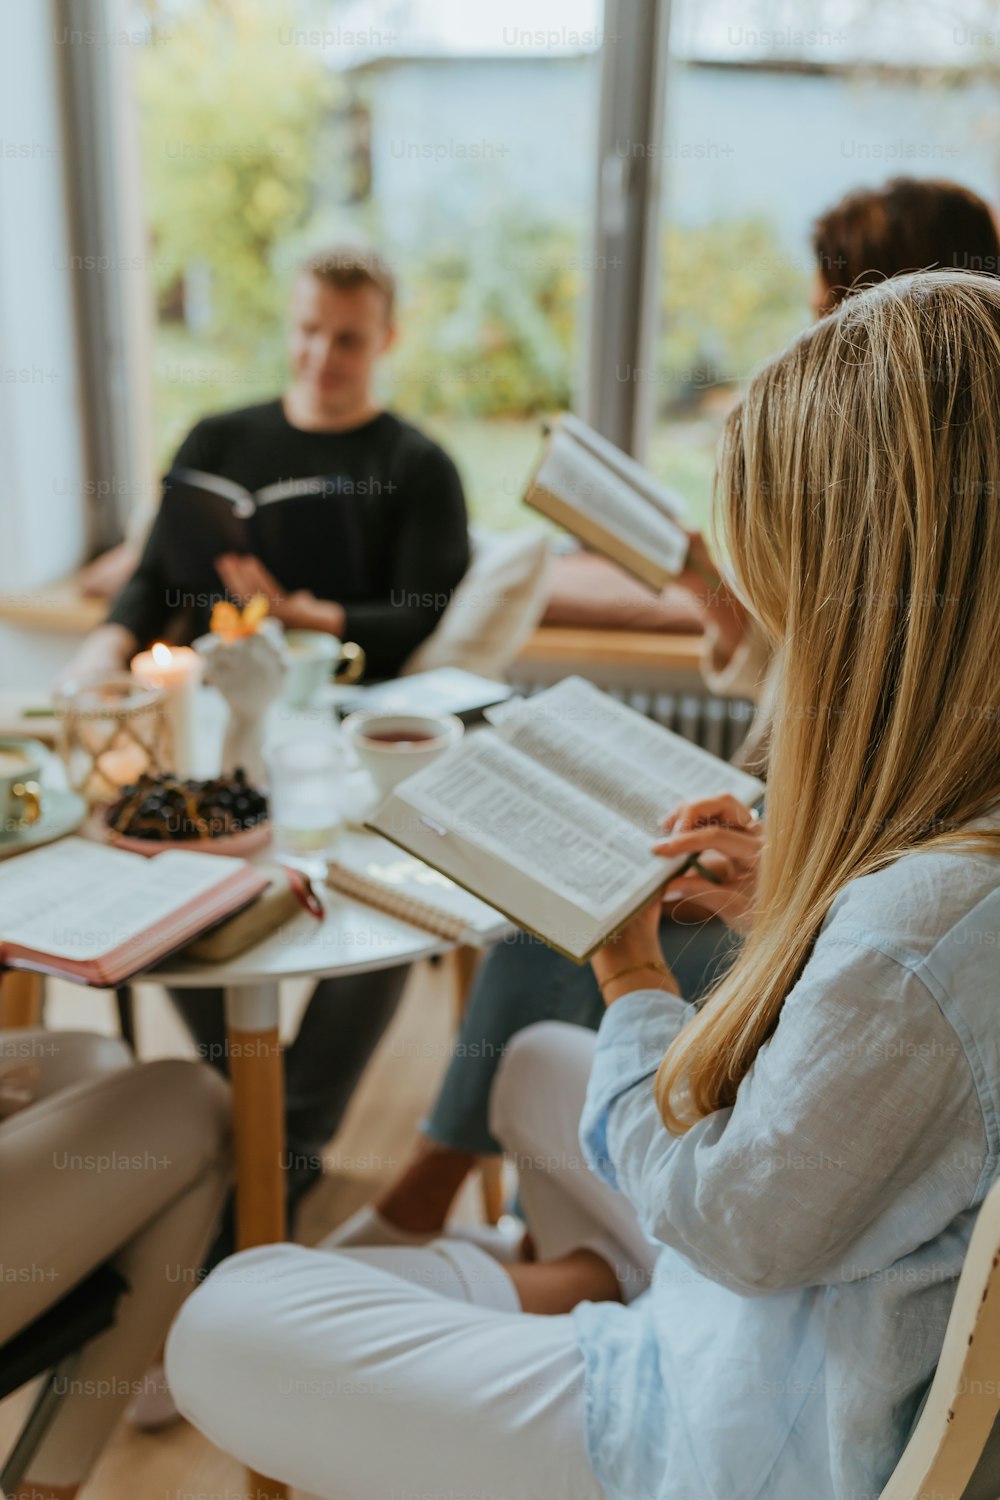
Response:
[649,0,1000,533]
[112,0,1000,548]
[135,0,604,527]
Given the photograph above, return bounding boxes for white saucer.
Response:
[0,787,88,861]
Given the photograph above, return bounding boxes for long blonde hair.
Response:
[656,271,1000,1133]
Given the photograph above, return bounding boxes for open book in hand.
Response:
[367,677,764,962]
[523,413,691,591]
[158,467,358,594]
[0,838,269,986]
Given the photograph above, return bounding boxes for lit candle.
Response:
[131,643,202,776]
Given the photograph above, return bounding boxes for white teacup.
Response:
[282,631,365,708]
[0,738,45,836]
[342,712,464,799]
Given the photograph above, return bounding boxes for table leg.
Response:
[0,970,43,1029]
[451,947,504,1227]
[224,982,288,1500]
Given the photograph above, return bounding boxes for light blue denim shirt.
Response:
[573,836,1000,1500]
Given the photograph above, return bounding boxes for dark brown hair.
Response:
[812,178,999,311]
[301,245,396,320]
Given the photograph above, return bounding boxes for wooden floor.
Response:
[2,956,491,1500]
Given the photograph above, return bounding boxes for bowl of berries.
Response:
[104,769,271,856]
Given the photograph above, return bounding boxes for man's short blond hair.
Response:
[301,245,396,321]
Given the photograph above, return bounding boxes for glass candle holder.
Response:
[56,673,171,808]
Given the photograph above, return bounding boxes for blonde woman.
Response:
[166,271,1000,1500]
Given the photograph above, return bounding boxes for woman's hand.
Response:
[653,793,764,935]
[591,895,679,1007]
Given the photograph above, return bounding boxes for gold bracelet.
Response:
[598,958,670,989]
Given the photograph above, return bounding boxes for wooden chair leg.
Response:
[451,944,481,1024]
[479,1156,505,1226]
[0,970,43,1029]
[225,983,288,1500]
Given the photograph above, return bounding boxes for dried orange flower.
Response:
[210,594,270,641]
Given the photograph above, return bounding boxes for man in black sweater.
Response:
[72,246,469,679]
[65,251,470,1319]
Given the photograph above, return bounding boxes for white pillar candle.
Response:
[131,643,202,777]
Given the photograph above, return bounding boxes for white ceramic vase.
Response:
[194,622,289,785]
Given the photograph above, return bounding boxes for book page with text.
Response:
[533,424,689,575]
[559,413,688,523]
[491,677,762,837]
[0,839,246,960]
[393,735,663,919]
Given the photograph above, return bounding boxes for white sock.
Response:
[125,1361,181,1432]
[332,1239,521,1313]
[322,1203,435,1250]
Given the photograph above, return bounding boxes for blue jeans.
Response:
[424,917,740,1157]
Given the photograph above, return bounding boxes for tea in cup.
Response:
[341,712,464,798]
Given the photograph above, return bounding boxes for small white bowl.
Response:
[341,711,464,799]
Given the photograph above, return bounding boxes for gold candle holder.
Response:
[56,673,171,808]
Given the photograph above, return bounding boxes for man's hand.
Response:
[214,554,345,636]
[215,554,288,612]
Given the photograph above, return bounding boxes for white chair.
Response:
[879,1177,1000,1499]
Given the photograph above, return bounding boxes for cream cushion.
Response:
[403,527,551,679]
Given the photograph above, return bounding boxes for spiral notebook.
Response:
[325,835,509,947]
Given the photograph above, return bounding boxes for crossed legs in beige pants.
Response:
[0,1027,231,1499]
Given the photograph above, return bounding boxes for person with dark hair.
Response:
[810,176,1000,316]
[326,176,1000,1258]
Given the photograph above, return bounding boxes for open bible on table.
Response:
[0,839,269,986]
[367,677,763,962]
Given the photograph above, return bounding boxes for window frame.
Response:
[581,0,672,458]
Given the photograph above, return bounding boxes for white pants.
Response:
[167,1022,657,1500]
